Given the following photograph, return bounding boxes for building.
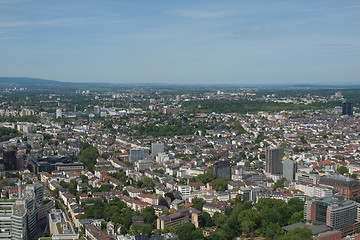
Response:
[85,224,108,240]
[129,148,149,163]
[94,105,101,115]
[295,183,333,198]
[177,185,191,196]
[31,156,81,174]
[46,209,79,239]
[135,160,154,171]
[202,201,231,217]
[304,196,357,230]
[157,208,201,230]
[265,148,283,175]
[56,108,62,119]
[283,160,297,181]
[0,184,48,240]
[151,142,165,157]
[212,161,231,179]
[295,172,319,185]
[342,101,353,116]
[319,175,360,200]
[3,150,17,171]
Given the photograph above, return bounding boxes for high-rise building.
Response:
[0,184,47,240]
[151,142,165,157]
[3,150,17,170]
[94,105,101,115]
[342,101,353,116]
[304,196,357,229]
[129,148,149,163]
[212,161,231,179]
[265,148,283,175]
[55,108,62,119]
[283,160,297,181]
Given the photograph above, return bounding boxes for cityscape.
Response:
[1,0,360,240]
[0,81,359,240]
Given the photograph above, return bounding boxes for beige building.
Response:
[157,207,201,230]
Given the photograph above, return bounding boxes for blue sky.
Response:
[0,0,359,85]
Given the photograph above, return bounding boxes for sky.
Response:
[0,0,359,85]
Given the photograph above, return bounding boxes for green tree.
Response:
[192,197,205,211]
[201,211,213,227]
[196,170,215,184]
[78,146,99,172]
[191,228,204,240]
[264,222,283,240]
[176,222,195,240]
[337,166,348,175]
[273,178,286,190]
[211,179,228,192]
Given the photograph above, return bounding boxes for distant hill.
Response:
[0,77,70,88]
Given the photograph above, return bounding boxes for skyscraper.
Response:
[283,160,297,181]
[304,196,357,229]
[0,184,46,240]
[151,142,165,157]
[3,150,17,170]
[342,101,353,116]
[265,148,283,175]
[212,161,231,179]
[55,108,62,119]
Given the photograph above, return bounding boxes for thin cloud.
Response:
[0,16,122,29]
[0,21,28,28]
[317,43,352,47]
[177,9,233,19]
[232,24,278,36]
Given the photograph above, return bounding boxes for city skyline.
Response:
[0,0,359,85]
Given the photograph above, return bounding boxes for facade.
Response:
[265,148,283,175]
[295,172,319,185]
[304,196,357,229]
[157,208,201,230]
[3,150,17,171]
[342,101,353,116]
[135,160,154,171]
[0,184,47,240]
[212,161,231,179]
[283,160,297,181]
[129,148,149,163]
[94,106,101,115]
[295,183,333,198]
[31,156,79,174]
[151,142,165,157]
[56,108,62,118]
[319,175,360,200]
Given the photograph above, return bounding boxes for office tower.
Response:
[283,160,297,181]
[129,148,149,163]
[3,150,17,170]
[265,148,283,175]
[304,196,357,229]
[0,184,46,240]
[55,108,62,118]
[342,101,353,116]
[212,161,231,179]
[151,142,165,157]
[94,105,101,115]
